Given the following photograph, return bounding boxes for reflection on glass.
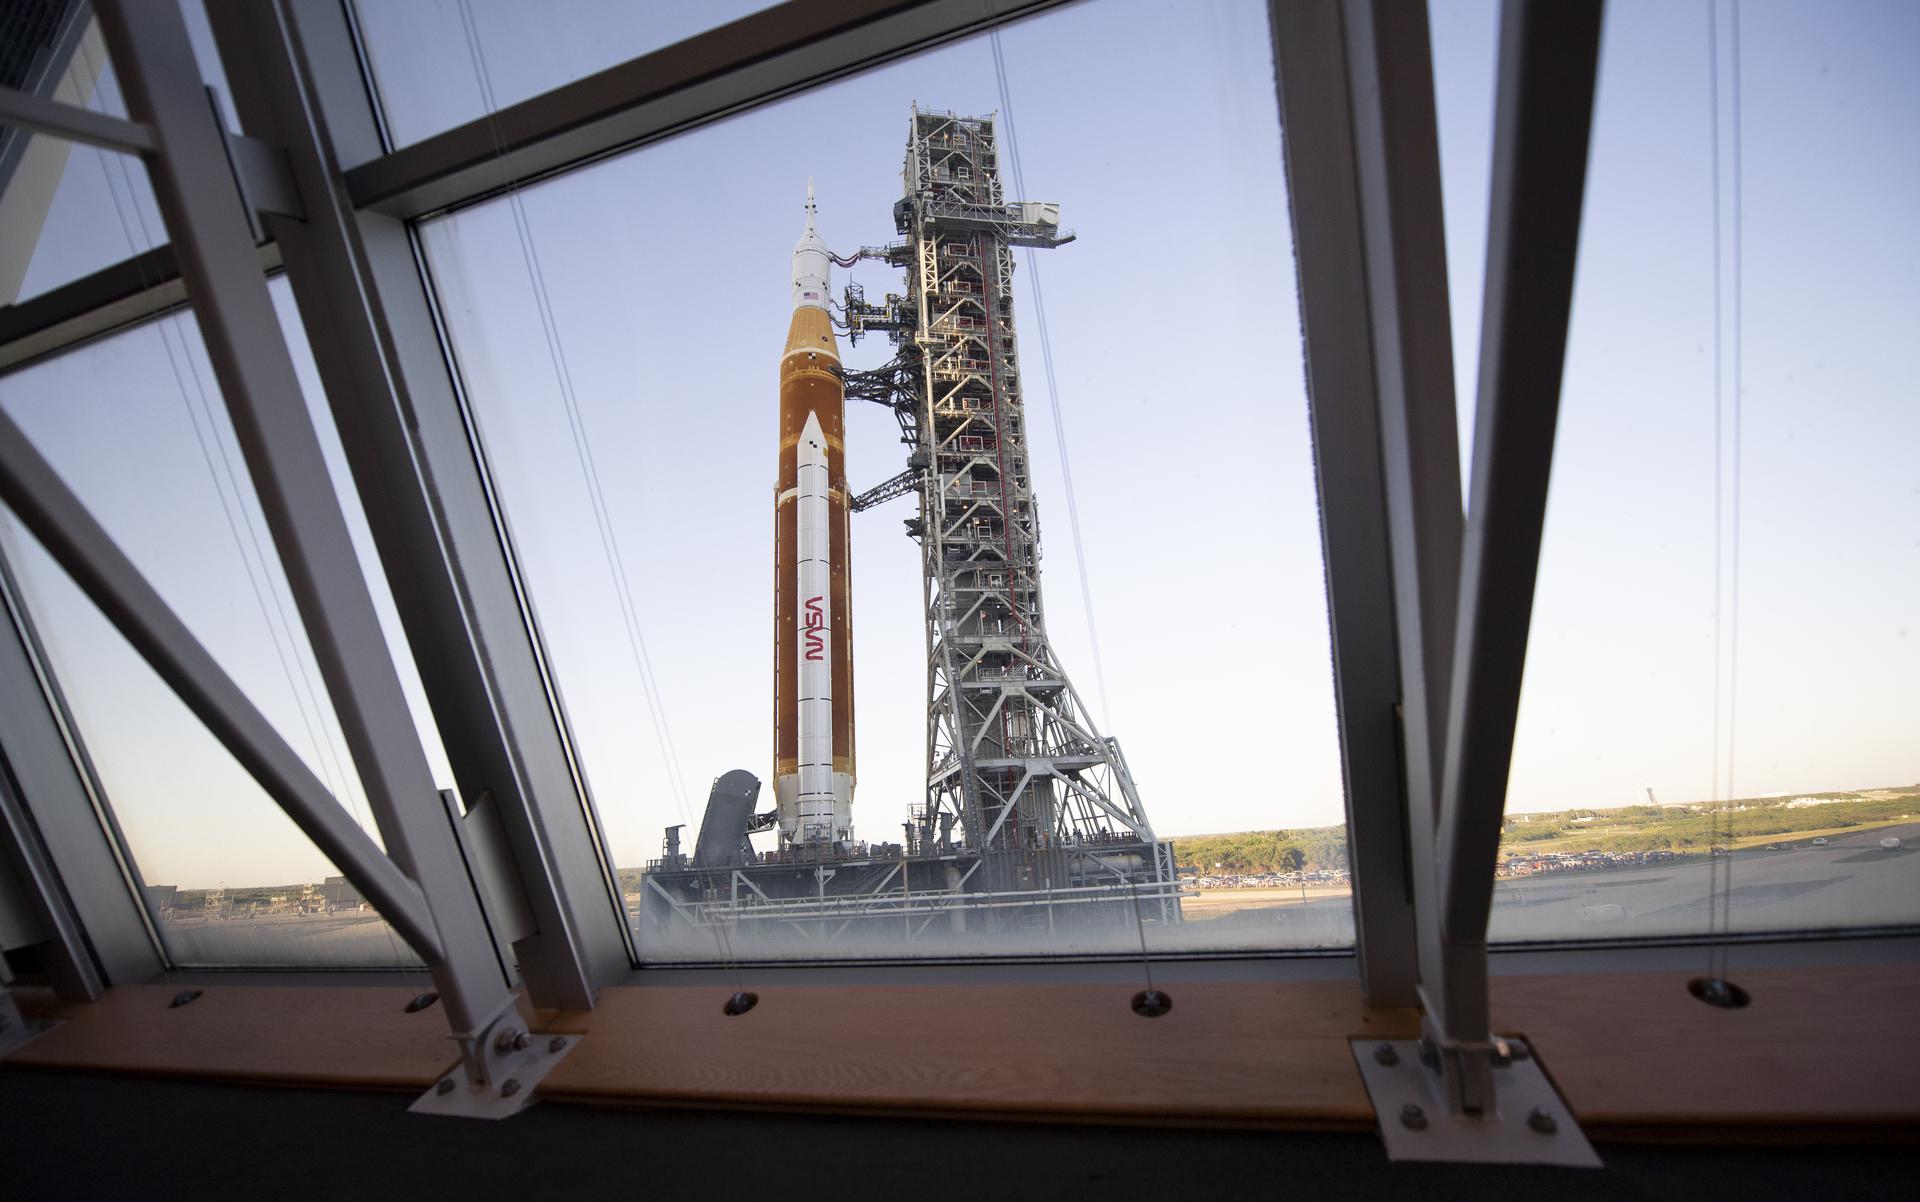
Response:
[0,281,443,968]
[1427,0,1920,940]
[349,0,777,150]
[417,0,1351,961]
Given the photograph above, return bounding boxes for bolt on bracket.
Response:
[409,1015,581,1121]
[1350,1036,1599,1167]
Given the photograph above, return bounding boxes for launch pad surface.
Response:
[638,835,1183,958]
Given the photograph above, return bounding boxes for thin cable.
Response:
[988,24,1114,733]
[1716,0,1748,982]
[1704,0,1746,984]
[1705,0,1727,968]
[453,2,744,980]
[989,18,1159,975]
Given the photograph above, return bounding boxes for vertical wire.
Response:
[1716,0,1747,982]
[1705,0,1727,971]
[987,16,1163,974]
[451,1,745,985]
[987,22,1114,734]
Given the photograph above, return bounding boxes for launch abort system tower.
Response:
[843,108,1173,899]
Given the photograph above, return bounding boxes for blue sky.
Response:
[0,0,1913,892]
[1435,0,1920,811]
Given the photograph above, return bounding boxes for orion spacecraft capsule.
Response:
[773,183,855,845]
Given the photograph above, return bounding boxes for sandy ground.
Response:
[1181,884,1353,918]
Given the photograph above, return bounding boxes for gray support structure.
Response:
[0,0,1087,368]
[840,109,1172,916]
[90,0,532,1088]
[0,409,443,965]
[1275,0,1602,1138]
[0,241,282,374]
[0,548,163,997]
[0,732,107,1001]
[0,1,108,307]
[201,0,633,1007]
[1427,0,1602,1105]
[0,0,1619,1138]
[341,0,1075,220]
[1335,0,1469,1078]
[0,706,107,998]
[1268,0,1426,1008]
[0,84,151,156]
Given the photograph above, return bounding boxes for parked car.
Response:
[1811,837,1829,847]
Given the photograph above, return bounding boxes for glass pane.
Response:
[0,280,448,968]
[349,0,778,151]
[1,2,235,305]
[1428,0,1498,476]
[416,0,1351,962]
[1436,0,1920,941]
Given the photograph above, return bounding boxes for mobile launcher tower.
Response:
[641,109,1179,952]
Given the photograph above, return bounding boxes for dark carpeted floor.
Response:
[2,1067,1911,1201]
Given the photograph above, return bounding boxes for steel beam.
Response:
[0,0,95,199]
[2,1,1077,369]
[1333,0,1472,1088]
[341,0,1073,219]
[0,85,153,156]
[1268,0,1441,1007]
[1280,0,1599,1132]
[1329,0,1599,1128]
[0,548,165,989]
[1432,0,1602,1033]
[0,736,107,1001]
[199,0,638,1007]
[92,0,522,1073]
[0,241,282,375]
[0,411,442,964]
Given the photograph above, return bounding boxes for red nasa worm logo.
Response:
[804,596,826,661]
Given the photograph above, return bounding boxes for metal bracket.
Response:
[209,87,303,241]
[441,790,537,946]
[1351,1037,1599,1167]
[410,1015,581,1120]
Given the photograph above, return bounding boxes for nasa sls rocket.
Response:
[773,183,855,845]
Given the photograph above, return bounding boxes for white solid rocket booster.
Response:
[795,409,833,840]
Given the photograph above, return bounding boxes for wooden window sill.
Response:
[8,963,1916,1138]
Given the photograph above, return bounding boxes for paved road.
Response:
[1486,822,1919,941]
[1152,822,1919,953]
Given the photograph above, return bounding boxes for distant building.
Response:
[318,876,363,910]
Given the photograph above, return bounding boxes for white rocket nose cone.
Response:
[793,180,831,311]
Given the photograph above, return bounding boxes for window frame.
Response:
[0,0,1912,1099]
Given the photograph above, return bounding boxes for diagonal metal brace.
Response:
[0,84,154,155]
[0,408,443,965]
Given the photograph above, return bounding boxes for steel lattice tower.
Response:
[844,109,1167,900]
